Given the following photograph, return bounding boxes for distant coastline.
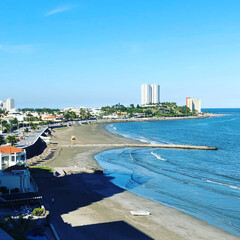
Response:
[96,113,225,124]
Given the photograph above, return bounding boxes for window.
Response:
[11,156,15,162]
[2,156,9,161]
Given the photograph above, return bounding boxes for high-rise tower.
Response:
[141,84,160,106]
[151,84,160,104]
[141,84,152,105]
[186,97,201,113]
[6,98,15,112]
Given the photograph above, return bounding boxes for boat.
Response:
[130,210,151,216]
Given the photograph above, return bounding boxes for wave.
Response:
[106,124,174,145]
[206,180,240,190]
[151,151,166,161]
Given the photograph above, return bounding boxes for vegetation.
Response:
[100,102,196,118]
[32,207,44,216]
[0,135,6,145]
[63,109,91,120]
[6,135,19,145]
[20,108,60,114]
[1,120,11,133]
[0,109,6,114]
[31,125,38,131]
[24,128,29,133]
[29,166,53,173]
[0,216,43,240]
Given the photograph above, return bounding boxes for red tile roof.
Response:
[43,116,56,119]
[0,146,24,154]
[3,165,27,172]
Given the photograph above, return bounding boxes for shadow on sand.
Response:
[32,168,154,240]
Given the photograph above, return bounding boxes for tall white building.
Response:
[141,84,160,106]
[186,97,201,113]
[6,98,15,112]
[141,84,152,105]
[151,84,160,104]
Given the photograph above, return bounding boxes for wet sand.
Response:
[35,123,239,240]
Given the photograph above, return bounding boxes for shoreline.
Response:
[96,113,226,124]
[33,122,239,240]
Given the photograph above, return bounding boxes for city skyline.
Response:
[1,1,240,108]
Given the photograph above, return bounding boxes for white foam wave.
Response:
[151,152,166,161]
[206,180,240,190]
[139,137,149,143]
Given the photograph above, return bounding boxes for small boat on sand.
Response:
[130,210,151,216]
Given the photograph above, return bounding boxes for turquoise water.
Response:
[95,109,240,235]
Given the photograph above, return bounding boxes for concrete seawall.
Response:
[24,137,47,159]
[60,144,218,150]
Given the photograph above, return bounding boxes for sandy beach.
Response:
[32,123,240,240]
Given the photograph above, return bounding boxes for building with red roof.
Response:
[0,146,26,171]
[0,146,31,194]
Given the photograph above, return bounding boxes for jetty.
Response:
[60,143,218,150]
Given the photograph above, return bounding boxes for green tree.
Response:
[144,109,153,117]
[0,135,5,145]
[11,118,18,125]
[6,135,18,146]
[69,111,77,119]
[86,111,91,119]
[3,123,10,133]
[64,113,71,120]
[31,125,38,131]
[24,128,29,133]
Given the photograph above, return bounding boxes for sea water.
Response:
[95,109,240,235]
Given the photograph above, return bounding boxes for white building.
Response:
[90,108,103,116]
[6,98,15,112]
[141,84,152,106]
[0,146,26,170]
[0,146,31,193]
[1,166,31,193]
[141,83,160,106]
[5,113,25,122]
[0,101,4,109]
[186,97,201,113]
[151,84,160,104]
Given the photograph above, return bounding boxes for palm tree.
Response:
[6,135,19,146]
[1,120,10,133]
[31,125,38,131]
[0,135,5,145]
[4,123,11,133]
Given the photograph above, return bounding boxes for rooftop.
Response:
[0,146,24,154]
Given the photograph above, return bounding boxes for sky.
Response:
[0,0,240,108]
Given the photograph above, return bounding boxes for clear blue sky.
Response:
[1,0,240,108]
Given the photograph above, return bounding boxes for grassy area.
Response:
[29,166,53,173]
[55,126,68,130]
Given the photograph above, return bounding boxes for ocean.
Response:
[94,109,240,235]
